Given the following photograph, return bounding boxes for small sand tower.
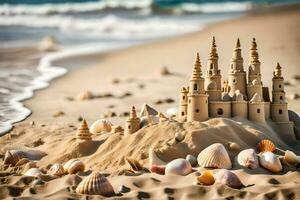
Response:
[232,90,248,118]
[178,87,188,118]
[228,38,247,97]
[187,53,209,122]
[76,119,92,140]
[248,93,265,123]
[125,106,141,134]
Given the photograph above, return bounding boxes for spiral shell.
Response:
[259,152,282,173]
[90,119,112,134]
[48,164,65,177]
[197,143,232,169]
[76,119,92,140]
[196,170,215,186]
[284,150,300,166]
[76,172,115,197]
[63,159,85,174]
[237,149,259,169]
[214,169,244,189]
[257,139,276,153]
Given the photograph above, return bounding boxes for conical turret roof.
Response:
[273,62,282,77]
[77,119,92,140]
[249,38,259,64]
[191,52,202,79]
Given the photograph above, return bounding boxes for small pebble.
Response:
[112,79,120,84]
[165,98,175,103]
[186,154,198,167]
[160,66,171,76]
[175,132,185,142]
[118,185,131,193]
[154,100,163,105]
[77,116,83,122]
[53,111,64,118]
[138,84,145,89]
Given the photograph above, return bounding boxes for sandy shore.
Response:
[1,5,300,200]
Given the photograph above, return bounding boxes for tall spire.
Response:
[209,36,218,59]
[249,38,259,64]
[191,52,202,79]
[230,38,244,72]
[129,106,138,119]
[273,62,282,77]
[232,38,242,60]
[236,38,241,48]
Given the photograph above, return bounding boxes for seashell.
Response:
[186,154,198,167]
[76,119,92,140]
[118,185,130,193]
[196,170,215,186]
[110,125,124,134]
[228,142,241,152]
[48,164,65,177]
[166,107,178,116]
[175,132,185,142]
[23,162,38,173]
[24,168,43,177]
[125,158,144,171]
[284,150,300,166]
[237,149,259,169]
[140,115,159,128]
[214,169,244,189]
[90,119,112,134]
[259,152,282,173]
[78,90,93,100]
[197,143,232,169]
[257,139,276,153]
[148,148,167,167]
[165,158,192,176]
[15,158,30,166]
[4,150,46,166]
[150,165,165,175]
[63,159,85,174]
[76,172,115,197]
[139,104,158,117]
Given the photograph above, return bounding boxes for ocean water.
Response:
[0,0,299,135]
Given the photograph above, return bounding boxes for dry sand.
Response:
[1,5,300,200]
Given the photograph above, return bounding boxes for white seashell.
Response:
[139,104,158,117]
[90,119,113,134]
[284,150,300,166]
[186,154,198,167]
[175,132,185,142]
[76,172,115,196]
[259,152,282,173]
[148,148,167,168]
[214,169,244,189]
[63,159,85,174]
[237,149,259,169]
[24,168,43,177]
[48,164,65,177]
[166,107,178,116]
[197,143,232,169]
[165,158,192,176]
[140,115,159,128]
[4,150,46,166]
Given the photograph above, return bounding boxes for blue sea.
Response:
[0,0,299,135]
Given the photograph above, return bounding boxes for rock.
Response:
[186,155,197,167]
[118,185,130,193]
[175,132,185,142]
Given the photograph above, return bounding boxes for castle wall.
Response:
[187,94,209,122]
[247,85,263,101]
[205,75,222,91]
[125,119,140,134]
[232,101,248,118]
[208,101,231,118]
[228,72,247,96]
[207,90,222,101]
[248,102,265,123]
[179,90,188,118]
[270,103,289,122]
[264,101,270,120]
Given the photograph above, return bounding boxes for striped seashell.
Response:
[257,139,276,153]
[259,152,282,173]
[63,159,85,174]
[76,119,92,140]
[48,164,65,177]
[90,119,112,134]
[284,150,300,166]
[76,172,115,196]
[197,170,215,185]
[214,169,244,189]
[4,150,46,166]
[150,165,165,175]
[24,168,43,177]
[197,143,232,169]
[237,149,259,169]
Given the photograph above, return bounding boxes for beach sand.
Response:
[1,5,300,200]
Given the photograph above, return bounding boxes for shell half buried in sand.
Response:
[165,158,192,176]
[257,139,276,153]
[259,152,282,173]
[48,164,65,177]
[197,143,232,169]
[4,149,47,166]
[24,168,43,177]
[197,170,215,186]
[76,172,115,197]
[63,159,85,174]
[237,149,259,169]
[90,119,113,134]
[214,169,244,189]
[284,150,300,166]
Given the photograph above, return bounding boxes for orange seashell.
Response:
[257,139,276,153]
[197,170,215,185]
[150,165,165,175]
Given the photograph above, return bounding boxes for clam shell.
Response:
[63,159,85,174]
[259,152,282,173]
[148,148,167,167]
[150,165,165,175]
[186,154,198,167]
[197,143,232,169]
[48,164,65,177]
[24,168,43,177]
[237,149,259,169]
[90,119,112,134]
[257,139,276,153]
[214,169,244,189]
[76,172,115,196]
[4,150,46,166]
[165,158,192,176]
[197,170,215,185]
[140,115,159,128]
[284,150,300,166]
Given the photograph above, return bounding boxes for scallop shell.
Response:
[197,170,215,185]
[165,158,192,176]
[48,164,65,177]
[257,139,276,153]
[237,149,259,169]
[214,169,244,189]
[4,150,46,166]
[150,165,165,175]
[140,115,159,128]
[63,159,85,174]
[24,168,43,177]
[284,150,300,166]
[259,152,282,173]
[90,119,112,134]
[197,143,232,169]
[125,158,144,171]
[148,148,167,167]
[76,172,115,196]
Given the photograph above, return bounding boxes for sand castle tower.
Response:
[232,90,248,118]
[270,63,289,122]
[76,119,92,140]
[125,106,141,134]
[205,37,222,101]
[187,53,209,122]
[248,93,265,123]
[228,38,247,97]
[247,38,263,99]
[178,87,188,118]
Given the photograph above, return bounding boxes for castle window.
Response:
[233,79,236,83]
[128,125,131,129]
[217,108,223,115]
[231,64,233,69]
[279,84,282,88]
[280,96,283,100]
[194,83,198,91]
[189,99,191,103]
[183,96,185,100]
[181,112,184,116]
[196,109,199,113]
[279,109,283,114]
[206,100,208,104]
[257,108,260,113]
[210,63,213,69]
